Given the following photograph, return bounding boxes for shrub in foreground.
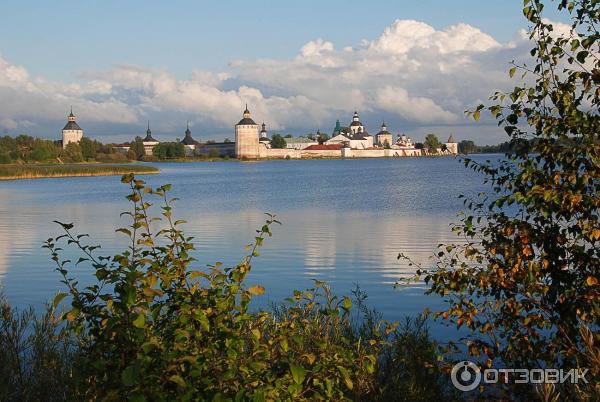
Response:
[40,175,451,401]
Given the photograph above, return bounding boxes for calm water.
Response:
[0,157,493,330]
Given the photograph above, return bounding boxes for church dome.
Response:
[237,105,257,125]
[181,123,200,145]
[143,122,158,142]
[377,120,391,135]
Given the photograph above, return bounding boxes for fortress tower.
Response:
[235,105,259,159]
[62,107,83,148]
[445,134,458,155]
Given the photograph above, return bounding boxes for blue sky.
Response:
[1,0,562,80]
[0,1,572,143]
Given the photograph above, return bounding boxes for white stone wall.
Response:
[445,142,458,154]
[342,148,423,158]
[258,144,301,159]
[143,141,159,156]
[348,137,373,149]
[376,133,393,147]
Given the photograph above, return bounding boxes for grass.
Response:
[0,164,159,180]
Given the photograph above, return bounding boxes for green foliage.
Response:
[30,139,59,161]
[317,133,330,145]
[41,176,449,400]
[62,142,83,163]
[0,134,124,163]
[457,140,476,154]
[458,139,514,155]
[424,134,441,153]
[130,136,146,160]
[0,292,76,401]
[383,140,391,149]
[407,1,600,399]
[270,134,287,149]
[152,142,186,159]
[80,137,102,160]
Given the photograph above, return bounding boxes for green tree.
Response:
[408,1,599,399]
[30,139,58,161]
[271,134,287,149]
[424,134,441,153]
[15,135,34,161]
[383,140,391,149]
[130,136,145,160]
[62,142,83,162]
[317,133,330,145]
[152,143,167,159]
[80,137,100,160]
[0,136,17,162]
[167,142,185,158]
[458,139,476,154]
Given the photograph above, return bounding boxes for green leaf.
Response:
[473,110,481,121]
[121,365,137,386]
[52,292,68,309]
[290,363,306,384]
[132,313,146,328]
[252,391,265,402]
[342,296,352,310]
[509,66,517,78]
[337,366,353,390]
[576,50,588,64]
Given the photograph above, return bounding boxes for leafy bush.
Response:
[0,293,76,401]
[44,176,369,400]
[41,175,449,401]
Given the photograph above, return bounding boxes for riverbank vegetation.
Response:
[0,164,158,180]
[0,135,132,164]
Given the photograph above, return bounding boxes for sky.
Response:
[0,1,572,144]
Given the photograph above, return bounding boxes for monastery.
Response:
[233,107,458,159]
[60,106,458,159]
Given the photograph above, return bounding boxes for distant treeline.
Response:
[458,140,513,154]
[0,135,128,164]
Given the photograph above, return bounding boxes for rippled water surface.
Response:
[0,157,495,328]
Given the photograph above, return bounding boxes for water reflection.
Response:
[0,157,490,323]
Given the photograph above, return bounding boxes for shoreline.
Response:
[0,164,159,181]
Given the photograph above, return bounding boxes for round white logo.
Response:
[451,360,481,391]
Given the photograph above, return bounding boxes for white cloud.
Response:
[375,86,458,124]
[0,18,543,143]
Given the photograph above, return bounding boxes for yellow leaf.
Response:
[248,285,265,295]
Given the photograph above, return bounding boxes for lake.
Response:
[0,156,494,332]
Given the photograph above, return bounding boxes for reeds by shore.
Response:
[0,164,159,180]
